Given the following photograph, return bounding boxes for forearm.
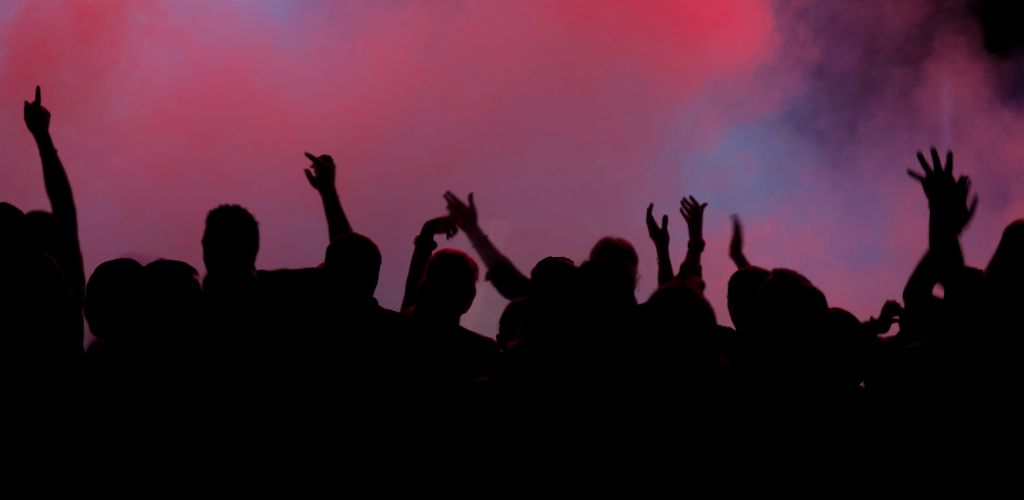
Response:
[928,231,965,291]
[463,225,529,299]
[461,225,506,269]
[678,239,704,280]
[34,133,76,222]
[730,251,751,270]
[34,131,84,294]
[318,188,352,242]
[655,244,673,286]
[903,252,937,308]
[401,234,436,312]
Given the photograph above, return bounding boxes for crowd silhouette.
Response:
[4,86,1023,442]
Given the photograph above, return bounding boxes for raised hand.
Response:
[443,191,479,232]
[422,216,458,240]
[22,85,85,312]
[865,299,903,335]
[907,148,951,200]
[907,147,978,234]
[24,85,50,138]
[729,214,751,269]
[303,151,350,240]
[879,300,902,326]
[439,190,529,298]
[645,203,670,248]
[729,214,743,258]
[303,152,337,193]
[679,195,708,241]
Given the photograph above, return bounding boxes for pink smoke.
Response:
[1,1,1021,337]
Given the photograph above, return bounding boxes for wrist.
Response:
[464,225,486,241]
[414,233,438,249]
[33,131,54,148]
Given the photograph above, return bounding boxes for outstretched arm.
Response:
[729,214,751,269]
[25,86,84,297]
[677,195,708,283]
[304,152,352,242]
[645,203,673,286]
[401,216,457,313]
[444,191,529,299]
[907,148,977,286]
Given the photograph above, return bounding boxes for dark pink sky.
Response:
[2,1,1022,336]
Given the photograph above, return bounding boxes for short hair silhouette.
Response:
[417,249,479,317]
[589,237,639,271]
[757,268,830,342]
[581,237,640,305]
[203,204,259,273]
[85,258,144,344]
[325,232,382,297]
[642,280,719,371]
[141,259,204,342]
[727,266,770,333]
[529,256,577,301]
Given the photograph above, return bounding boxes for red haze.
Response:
[2,1,1021,336]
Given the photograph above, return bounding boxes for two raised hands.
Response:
[645,195,709,286]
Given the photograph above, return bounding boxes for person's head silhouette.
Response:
[85,258,144,345]
[203,204,259,275]
[728,266,770,333]
[581,237,639,305]
[325,232,382,299]
[141,259,203,345]
[416,249,479,322]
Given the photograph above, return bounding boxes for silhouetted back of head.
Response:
[645,280,717,333]
[325,232,382,298]
[85,258,144,344]
[582,237,639,305]
[529,256,578,303]
[728,266,770,333]
[589,237,639,274]
[757,268,829,342]
[642,281,719,369]
[986,219,1024,294]
[141,259,203,343]
[416,249,479,319]
[203,205,259,274]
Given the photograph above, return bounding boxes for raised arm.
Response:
[645,203,673,286]
[444,191,529,300]
[24,85,84,296]
[304,152,352,242]
[907,148,977,284]
[729,214,752,269]
[677,195,708,284]
[401,216,457,312]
